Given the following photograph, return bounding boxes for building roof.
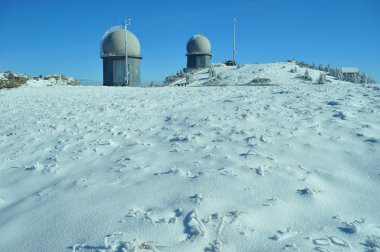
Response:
[342,67,359,73]
[186,35,211,55]
[101,27,141,58]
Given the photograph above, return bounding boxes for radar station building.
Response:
[186,35,212,69]
[100,26,142,86]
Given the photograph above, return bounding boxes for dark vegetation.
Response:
[0,71,28,89]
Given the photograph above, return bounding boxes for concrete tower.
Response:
[186,35,212,69]
[100,26,142,86]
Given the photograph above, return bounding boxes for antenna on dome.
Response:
[233,17,237,64]
[124,17,131,86]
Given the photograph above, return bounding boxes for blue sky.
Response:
[0,0,379,83]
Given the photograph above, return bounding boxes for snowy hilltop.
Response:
[164,61,376,87]
[0,64,379,251]
[0,71,80,89]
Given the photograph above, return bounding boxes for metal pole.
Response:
[125,18,131,86]
[233,18,237,63]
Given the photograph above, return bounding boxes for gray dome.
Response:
[101,27,141,58]
[186,35,211,55]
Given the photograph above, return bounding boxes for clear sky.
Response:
[0,0,379,84]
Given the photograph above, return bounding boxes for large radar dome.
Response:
[101,27,141,58]
[186,35,211,55]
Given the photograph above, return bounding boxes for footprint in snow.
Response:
[239,150,256,158]
[313,238,331,246]
[154,167,200,179]
[327,101,340,106]
[282,243,299,250]
[270,228,298,241]
[314,247,330,252]
[125,207,154,223]
[183,210,206,240]
[262,198,278,207]
[204,239,223,252]
[332,111,347,120]
[260,135,268,143]
[356,133,365,138]
[256,166,265,176]
[329,236,350,247]
[338,222,359,234]
[297,187,318,196]
[103,234,166,252]
[175,208,184,217]
[189,193,205,204]
[73,178,89,188]
[25,162,44,171]
[365,137,378,144]
[170,135,190,143]
[362,235,380,250]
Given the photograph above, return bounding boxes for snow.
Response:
[170,62,352,87]
[0,63,379,251]
[25,76,76,87]
[0,72,79,88]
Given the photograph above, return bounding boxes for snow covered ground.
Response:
[0,72,79,88]
[168,62,359,87]
[25,76,79,87]
[0,64,380,251]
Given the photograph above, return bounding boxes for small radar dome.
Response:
[186,35,211,55]
[101,27,141,58]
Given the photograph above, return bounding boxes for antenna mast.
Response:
[125,17,131,86]
[233,18,237,63]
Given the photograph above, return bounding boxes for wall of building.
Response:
[102,56,141,87]
[103,57,114,86]
[128,57,141,87]
[187,54,211,69]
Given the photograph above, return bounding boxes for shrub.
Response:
[164,75,181,84]
[185,72,193,85]
[318,73,327,84]
[303,70,312,81]
[67,78,80,86]
[0,71,29,89]
[249,78,271,84]
[295,70,312,82]
[290,66,298,73]
[209,66,216,80]
[205,76,225,86]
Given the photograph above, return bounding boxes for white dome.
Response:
[186,35,211,55]
[101,27,141,58]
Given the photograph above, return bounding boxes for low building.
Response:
[342,67,359,82]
